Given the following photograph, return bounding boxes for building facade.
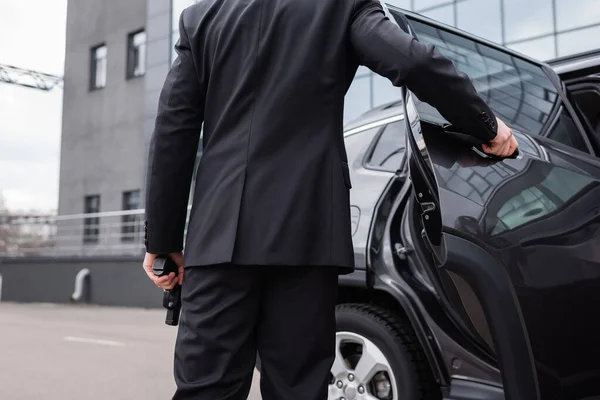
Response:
[59,0,147,218]
[59,0,600,221]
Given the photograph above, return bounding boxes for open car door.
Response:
[389,7,600,400]
[550,51,600,155]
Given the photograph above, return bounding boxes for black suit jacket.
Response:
[144,0,497,271]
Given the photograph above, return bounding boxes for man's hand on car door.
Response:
[482,118,519,157]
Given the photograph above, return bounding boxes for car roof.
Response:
[548,49,600,76]
[344,101,403,133]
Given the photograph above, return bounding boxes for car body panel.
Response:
[550,49,600,80]
[336,5,600,399]
[394,7,600,400]
[414,104,600,400]
[344,107,406,270]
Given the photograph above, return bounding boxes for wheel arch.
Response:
[256,276,445,386]
[337,276,447,386]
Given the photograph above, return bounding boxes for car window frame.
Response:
[362,118,407,173]
[562,78,600,151]
[344,114,404,139]
[390,6,595,157]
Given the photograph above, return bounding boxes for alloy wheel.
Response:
[328,331,398,400]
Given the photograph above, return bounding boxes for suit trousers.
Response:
[172,264,339,400]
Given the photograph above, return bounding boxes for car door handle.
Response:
[472,145,521,160]
[444,128,521,161]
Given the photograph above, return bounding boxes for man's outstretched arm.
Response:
[350,0,517,156]
[145,9,205,256]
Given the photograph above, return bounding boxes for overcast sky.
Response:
[0,0,67,212]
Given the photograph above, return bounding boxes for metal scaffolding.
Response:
[0,63,63,91]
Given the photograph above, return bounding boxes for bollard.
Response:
[71,268,90,303]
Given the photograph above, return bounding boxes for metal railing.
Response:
[0,209,152,258]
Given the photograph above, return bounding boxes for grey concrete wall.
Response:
[58,0,148,217]
[0,257,162,308]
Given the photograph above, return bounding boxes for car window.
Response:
[571,87,600,141]
[546,106,588,152]
[344,126,381,164]
[365,121,406,172]
[406,17,590,154]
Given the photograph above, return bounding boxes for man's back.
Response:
[152,0,366,270]
[145,0,501,270]
[194,0,357,142]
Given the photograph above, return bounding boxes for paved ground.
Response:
[0,303,262,400]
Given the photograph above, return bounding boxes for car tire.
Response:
[333,303,440,400]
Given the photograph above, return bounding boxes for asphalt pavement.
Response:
[0,303,262,400]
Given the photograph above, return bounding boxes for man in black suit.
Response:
[142,0,517,399]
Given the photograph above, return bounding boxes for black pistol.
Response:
[152,255,182,326]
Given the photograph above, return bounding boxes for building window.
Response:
[413,0,449,11]
[387,0,412,10]
[507,36,557,61]
[557,25,600,57]
[457,0,502,44]
[503,0,554,43]
[555,0,600,32]
[90,44,107,90]
[127,30,146,79]
[83,195,100,244]
[122,190,141,242]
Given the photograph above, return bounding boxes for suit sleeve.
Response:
[349,0,497,143]
[144,9,205,254]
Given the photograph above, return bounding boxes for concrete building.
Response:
[59,0,147,218]
[58,0,600,220]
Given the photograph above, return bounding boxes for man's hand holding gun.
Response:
[143,252,184,326]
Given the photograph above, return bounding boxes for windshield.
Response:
[406,17,588,153]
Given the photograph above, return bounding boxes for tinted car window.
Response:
[571,88,600,141]
[365,121,406,172]
[407,18,589,153]
[546,107,587,152]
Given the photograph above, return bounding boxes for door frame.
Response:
[392,8,544,399]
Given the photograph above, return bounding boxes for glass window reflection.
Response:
[557,25,600,57]
[410,19,558,136]
[457,0,502,43]
[127,31,147,78]
[373,74,402,108]
[344,76,372,124]
[356,66,371,78]
[414,0,451,12]
[422,4,455,26]
[507,36,556,61]
[408,18,587,153]
[91,45,107,90]
[504,0,553,42]
[387,0,412,11]
[556,0,600,31]
[490,165,596,235]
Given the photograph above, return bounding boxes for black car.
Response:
[279,5,600,400]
